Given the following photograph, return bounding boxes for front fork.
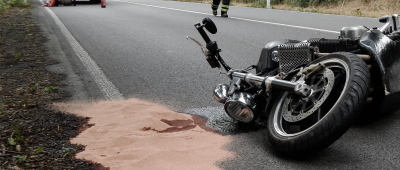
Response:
[228,72,311,97]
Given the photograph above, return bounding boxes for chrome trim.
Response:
[213,84,229,104]
[228,77,241,96]
[224,92,256,123]
[316,53,370,62]
[293,82,311,97]
[393,14,399,31]
[231,72,307,95]
[379,15,391,32]
[244,74,264,86]
[271,50,279,62]
[231,72,246,79]
[340,26,368,40]
[264,77,273,92]
[186,36,209,57]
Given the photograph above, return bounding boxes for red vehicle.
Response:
[44,0,105,8]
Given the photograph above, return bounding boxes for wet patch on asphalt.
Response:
[180,106,268,135]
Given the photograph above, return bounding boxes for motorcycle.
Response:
[187,14,400,155]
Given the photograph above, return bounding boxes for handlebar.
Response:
[195,23,212,45]
[191,22,232,71]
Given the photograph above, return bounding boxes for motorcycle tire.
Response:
[267,52,370,155]
[357,67,385,123]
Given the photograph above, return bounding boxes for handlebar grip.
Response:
[195,23,212,45]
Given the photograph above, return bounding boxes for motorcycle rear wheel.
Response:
[267,52,370,155]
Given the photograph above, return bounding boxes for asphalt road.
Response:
[33,0,400,169]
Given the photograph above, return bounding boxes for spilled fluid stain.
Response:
[141,116,219,134]
[53,98,232,170]
[182,107,268,135]
[141,119,197,133]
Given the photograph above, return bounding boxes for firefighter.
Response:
[211,0,230,18]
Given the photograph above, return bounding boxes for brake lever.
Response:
[187,36,221,69]
[186,36,210,57]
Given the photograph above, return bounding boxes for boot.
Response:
[221,4,229,18]
[211,3,219,16]
[213,9,217,16]
[221,11,228,18]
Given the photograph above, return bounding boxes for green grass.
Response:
[14,52,21,61]
[44,86,57,92]
[248,0,267,8]
[0,0,30,13]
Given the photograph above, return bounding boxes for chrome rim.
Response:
[273,58,350,137]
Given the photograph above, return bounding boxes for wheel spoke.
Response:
[291,101,299,109]
[315,78,323,87]
[333,71,346,87]
[310,95,317,103]
[291,101,305,113]
[311,75,321,86]
[301,102,306,111]
[313,87,324,93]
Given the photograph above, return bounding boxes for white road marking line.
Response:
[112,0,339,34]
[40,0,125,101]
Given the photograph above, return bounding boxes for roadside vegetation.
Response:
[0,2,108,170]
[172,0,400,18]
[0,0,30,13]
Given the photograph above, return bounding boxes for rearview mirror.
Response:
[379,15,389,23]
[202,18,217,34]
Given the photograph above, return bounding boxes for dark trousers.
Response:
[212,0,230,6]
[212,0,230,12]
